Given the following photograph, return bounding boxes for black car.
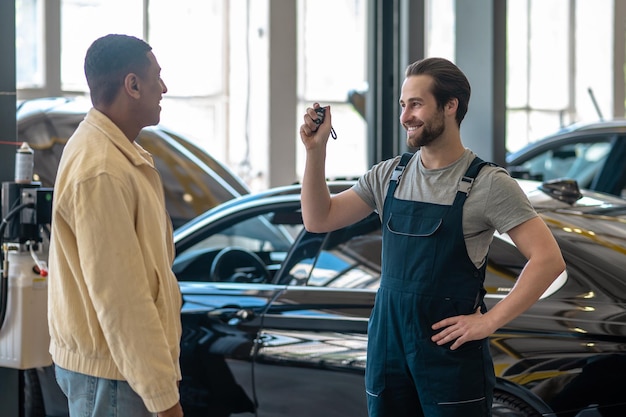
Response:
[16,97,249,228]
[506,119,626,198]
[28,179,626,417]
[171,178,626,417]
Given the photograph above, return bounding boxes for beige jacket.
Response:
[48,109,182,413]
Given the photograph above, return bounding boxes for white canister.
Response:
[14,142,34,184]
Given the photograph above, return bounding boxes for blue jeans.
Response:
[55,365,155,417]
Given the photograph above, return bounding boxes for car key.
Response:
[312,106,337,139]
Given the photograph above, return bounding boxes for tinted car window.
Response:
[506,121,626,196]
[515,140,611,187]
[274,213,382,289]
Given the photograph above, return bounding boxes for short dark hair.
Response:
[405,57,471,126]
[84,34,152,106]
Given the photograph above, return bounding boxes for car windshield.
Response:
[173,206,304,283]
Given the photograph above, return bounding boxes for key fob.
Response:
[313,107,326,132]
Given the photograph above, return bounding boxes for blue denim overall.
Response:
[365,153,496,417]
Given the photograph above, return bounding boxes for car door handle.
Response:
[208,308,256,325]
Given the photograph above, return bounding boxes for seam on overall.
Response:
[365,389,381,398]
[437,396,486,405]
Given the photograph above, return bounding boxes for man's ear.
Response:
[124,73,141,98]
[445,98,458,115]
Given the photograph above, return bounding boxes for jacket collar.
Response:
[85,108,154,167]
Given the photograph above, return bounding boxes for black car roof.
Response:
[506,119,626,164]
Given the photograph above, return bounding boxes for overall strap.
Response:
[386,153,498,201]
[455,157,498,203]
[386,152,415,199]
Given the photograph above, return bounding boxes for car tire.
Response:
[492,390,542,417]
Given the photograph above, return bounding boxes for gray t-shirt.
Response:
[352,148,537,268]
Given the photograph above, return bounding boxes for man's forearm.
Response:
[485,254,565,331]
[301,149,332,232]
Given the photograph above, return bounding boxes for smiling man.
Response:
[48,34,183,417]
[299,57,565,417]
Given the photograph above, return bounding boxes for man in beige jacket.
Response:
[48,34,183,417]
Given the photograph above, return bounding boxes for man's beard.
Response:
[406,110,445,148]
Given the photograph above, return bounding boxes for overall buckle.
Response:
[391,165,406,182]
[458,176,474,195]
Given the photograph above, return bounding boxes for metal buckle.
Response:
[458,176,474,195]
[391,165,406,182]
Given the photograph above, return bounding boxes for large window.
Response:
[148,0,227,163]
[60,0,143,91]
[14,1,622,190]
[16,0,43,89]
[296,0,368,180]
[58,0,227,159]
[17,1,368,189]
[425,0,455,60]
[506,0,614,153]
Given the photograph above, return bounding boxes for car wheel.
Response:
[209,247,270,283]
[492,390,542,417]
